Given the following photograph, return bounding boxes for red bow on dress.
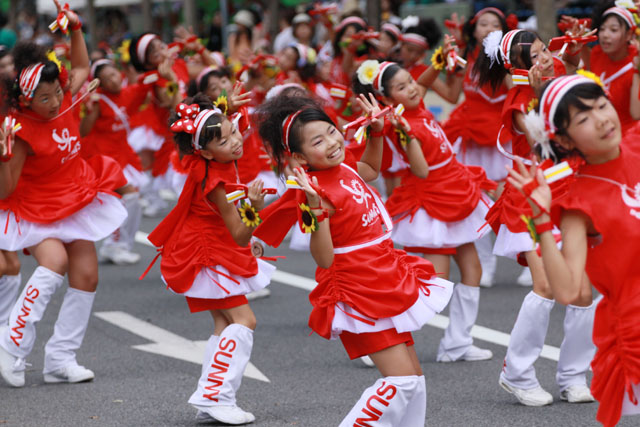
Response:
[170,103,201,133]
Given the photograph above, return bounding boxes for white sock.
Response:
[189,324,253,407]
[0,267,63,358]
[556,300,597,391]
[437,283,479,361]
[500,291,553,389]
[0,273,21,325]
[339,375,422,427]
[44,287,96,373]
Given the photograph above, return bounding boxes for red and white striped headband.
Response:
[603,7,636,30]
[335,16,367,32]
[500,29,522,68]
[19,63,46,100]
[471,7,505,24]
[401,33,429,49]
[381,23,402,40]
[90,59,113,80]
[195,66,216,88]
[540,75,594,137]
[282,109,303,155]
[193,109,221,151]
[373,61,395,93]
[136,33,159,64]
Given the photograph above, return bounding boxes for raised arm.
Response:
[53,0,90,96]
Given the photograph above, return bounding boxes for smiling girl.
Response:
[0,1,127,387]
[507,74,640,427]
[142,94,273,425]
[254,94,453,426]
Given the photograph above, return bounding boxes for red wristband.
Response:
[197,45,206,55]
[71,20,82,32]
[535,221,553,235]
[370,130,384,138]
[314,209,329,223]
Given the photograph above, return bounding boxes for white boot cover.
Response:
[201,334,220,377]
[339,375,422,427]
[556,301,597,391]
[43,288,96,373]
[0,274,21,325]
[0,267,63,358]
[437,284,480,361]
[189,324,253,407]
[397,375,427,427]
[500,291,553,389]
[476,233,497,284]
[120,192,142,251]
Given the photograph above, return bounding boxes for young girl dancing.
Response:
[354,60,495,363]
[0,0,127,387]
[142,94,274,425]
[254,94,453,426]
[507,74,639,427]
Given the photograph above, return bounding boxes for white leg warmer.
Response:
[397,375,427,427]
[201,334,220,377]
[556,301,597,391]
[43,287,96,373]
[0,274,21,325]
[339,375,423,427]
[120,192,142,251]
[0,267,63,358]
[189,324,253,407]
[476,233,497,285]
[500,291,553,390]
[437,284,479,361]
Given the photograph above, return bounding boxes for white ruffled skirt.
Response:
[128,126,166,152]
[493,224,561,260]
[167,258,275,299]
[0,193,127,251]
[454,138,511,182]
[330,277,453,339]
[392,194,492,249]
[123,164,150,190]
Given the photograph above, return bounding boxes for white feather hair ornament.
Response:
[483,30,503,69]
[402,15,420,31]
[523,109,555,160]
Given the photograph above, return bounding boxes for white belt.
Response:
[334,232,392,254]
[429,155,453,171]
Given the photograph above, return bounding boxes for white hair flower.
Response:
[356,60,380,86]
[483,30,503,69]
[401,15,420,31]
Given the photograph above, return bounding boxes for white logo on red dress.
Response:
[622,182,640,220]
[340,179,372,208]
[52,128,81,163]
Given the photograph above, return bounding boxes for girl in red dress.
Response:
[476,30,597,406]
[0,1,127,387]
[354,60,495,364]
[80,59,154,265]
[254,94,453,426]
[143,94,273,425]
[507,74,640,427]
[329,16,372,88]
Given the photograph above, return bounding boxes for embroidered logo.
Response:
[52,128,81,163]
[423,118,452,154]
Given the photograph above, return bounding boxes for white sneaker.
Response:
[99,244,141,265]
[193,405,255,425]
[479,269,495,288]
[516,268,533,286]
[44,363,95,383]
[499,379,553,406]
[438,345,493,362]
[560,384,595,403]
[142,197,168,218]
[360,356,375,367]
[0,344,26,387]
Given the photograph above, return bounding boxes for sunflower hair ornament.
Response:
[239,200,262,227]
[215,89,229,115]
[430,47,446,71]
[575,69,604,89]
[47,51,63,72]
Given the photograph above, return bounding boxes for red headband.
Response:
[400,33,429,49]
[373,61,395,94]
[282,110,303,155]
[471,7,505,25]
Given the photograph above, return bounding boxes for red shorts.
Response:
[185,295,248,313]
[404,246,457,255]
[339,328,414,360]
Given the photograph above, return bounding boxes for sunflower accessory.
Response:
[215,89,229,115]
[299,203,319,233]
[576,69,604,89]
[431,47,446,71]
[520,215,540,245]
[239,200,262,227]
[526,98,539,113]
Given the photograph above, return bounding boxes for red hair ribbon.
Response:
[170,103,200,133]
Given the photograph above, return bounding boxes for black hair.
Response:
[168,93,225,156]
[473,30,539,93]
[128,32,160,72]
[592,1,629,32]
[4,42,60,110]
[535,81,607,160]
[381,27,399,44]
[92,61,114,81]
[462,8,509,59]
[351,62,401,99]
[403,17,442,49]
[255,95,335,174]
[0,45,10,59]
[284,45,317,81]
[187,66,231,97]
[332,18,372,58]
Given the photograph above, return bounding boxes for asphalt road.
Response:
[0,214,634,427]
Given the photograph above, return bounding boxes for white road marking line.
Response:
[135,231,561,362]
[94,311,270,383]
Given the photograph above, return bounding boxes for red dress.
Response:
[590,44,637,134]
[146,155,273,304]
[551,146,640,427]
[0,91,127,250]
[255,155,452,341]
[385,101,495,250]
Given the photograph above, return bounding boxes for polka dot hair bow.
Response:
[170,103,201,134]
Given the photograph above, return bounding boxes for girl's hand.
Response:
[229,82,252,113]
[447,13,464,44]
[0,126,8,158]
[442,34,457,57]
[158,57,177,81]
[528,62,543,93]
[506,160,552,218]
[247,179,266,211]
[388,113,412,135]
[355,93,384,132]
[54,0,80,29]
[293,167,321,207]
